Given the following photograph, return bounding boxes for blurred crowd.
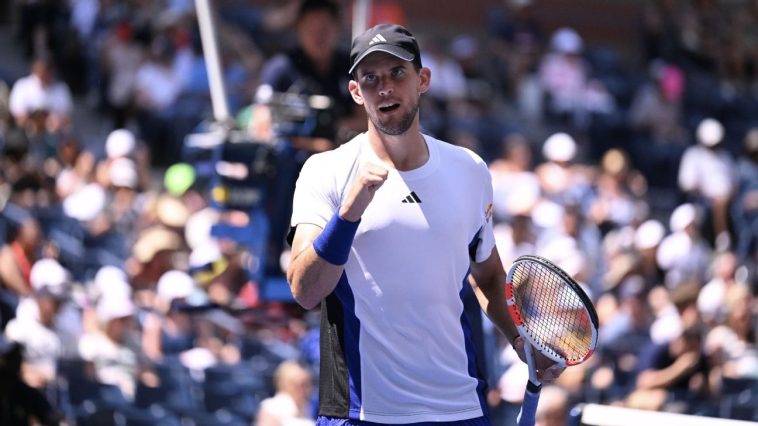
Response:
[1,0,758,425]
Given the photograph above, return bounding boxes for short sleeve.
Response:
[290,153,339,232]
[474,161,496,263]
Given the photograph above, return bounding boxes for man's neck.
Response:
[367,123,429,171]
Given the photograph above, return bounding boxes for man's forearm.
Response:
[287,246,345,309]
[470,276,519,345]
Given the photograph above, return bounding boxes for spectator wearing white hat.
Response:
[657,203,712,286]
[141,270,197,362]
[4,259,71,388]
[104,157,143,237]
[78,295,140,400]
[538,28,615,125]
[95,128,151,193]
[697,251,746,326]
[678,117,736,244]
[534,132,593,208]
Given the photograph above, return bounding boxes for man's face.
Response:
[297,10,338,64]
[349,53,430,136]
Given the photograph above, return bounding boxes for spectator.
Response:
[678,118,736,245]
[420,36,467,102]
[629,62,687,146]
[632,326,709,412]
[133,35,184,165]
[489,133,540,223]
[100,22,144,129]
[588,149,646,232]
[535,385,570,426]
[141,270,197,362]
[538,28,614,126]
[732,127,758,259]
[4,259,70,389]
[79,295,140,400]
[534,132,593,209]
[0,217,42,328]
[705,285,758,380]
[657,203,712,286]
[0,338,59,425]
[494,214,536,269]
[253,0,362,149]
[256,360,315,426]
[633,219,666,288]
[600,275,654,359]
[8,56,73,134]
[128,226,183,294]
[697,251,744,326]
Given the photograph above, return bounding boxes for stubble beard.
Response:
[370,101,419,136]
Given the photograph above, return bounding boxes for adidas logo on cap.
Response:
[368,34,387,46]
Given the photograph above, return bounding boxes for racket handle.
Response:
[517,380,542,426]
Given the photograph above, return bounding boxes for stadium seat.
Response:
[113,405,182,426]
[133,362,201,414]
[719,393,758,421]
[721,377,758,397]
[202,364,267,421]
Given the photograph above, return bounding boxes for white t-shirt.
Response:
[259,393,315,426]
[678,145,736,199]
[5,313,63,380]
[291,133,495,423]
[9,74,73,118]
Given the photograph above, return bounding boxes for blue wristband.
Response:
[313,213,360,265]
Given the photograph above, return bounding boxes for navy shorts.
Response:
[315,415,492,426]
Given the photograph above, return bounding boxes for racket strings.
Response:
[512,262,594,363]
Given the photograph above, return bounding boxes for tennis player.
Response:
[287,24,563,425]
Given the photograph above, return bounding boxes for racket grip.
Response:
[517,381,542,426]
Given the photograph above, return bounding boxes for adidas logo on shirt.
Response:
[368,34,387,46]
[401,191,422,203]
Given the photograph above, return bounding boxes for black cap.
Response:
[349,24,422,75]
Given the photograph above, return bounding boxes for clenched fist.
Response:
[339,163,389,222]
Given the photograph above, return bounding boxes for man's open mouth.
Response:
[379,103,400,113]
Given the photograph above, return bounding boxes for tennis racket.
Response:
[505,255,599,426]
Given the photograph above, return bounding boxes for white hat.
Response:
[670,203,698,232]
[155,195,190,228]
[105,129,136,159]
[157,270,196,302]
[634,219,666,250]
[92,266,131,299]
[132,226,183,264]
[185,207,220,250]
[29,258,69,299]
[551,28,583,54]
[63,183,107,222]
[109,158,138,189]
[696,118,724,147]
[542,132,577,162]
[96,294,135,323]
[189,241,222,269]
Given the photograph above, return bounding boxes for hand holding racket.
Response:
[505,255,599,426]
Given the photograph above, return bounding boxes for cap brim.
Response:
[349,45,415,75]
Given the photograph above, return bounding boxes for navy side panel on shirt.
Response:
[319,273,363,418]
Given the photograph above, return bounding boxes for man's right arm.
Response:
[286,223,346,309]
[286,162,388,309]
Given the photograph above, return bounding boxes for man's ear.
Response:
[418,67,431,94]
[349,80,364,105]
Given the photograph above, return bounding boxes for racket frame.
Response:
[505,254,599,426]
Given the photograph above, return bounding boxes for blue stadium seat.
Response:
[113,405,182,426]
